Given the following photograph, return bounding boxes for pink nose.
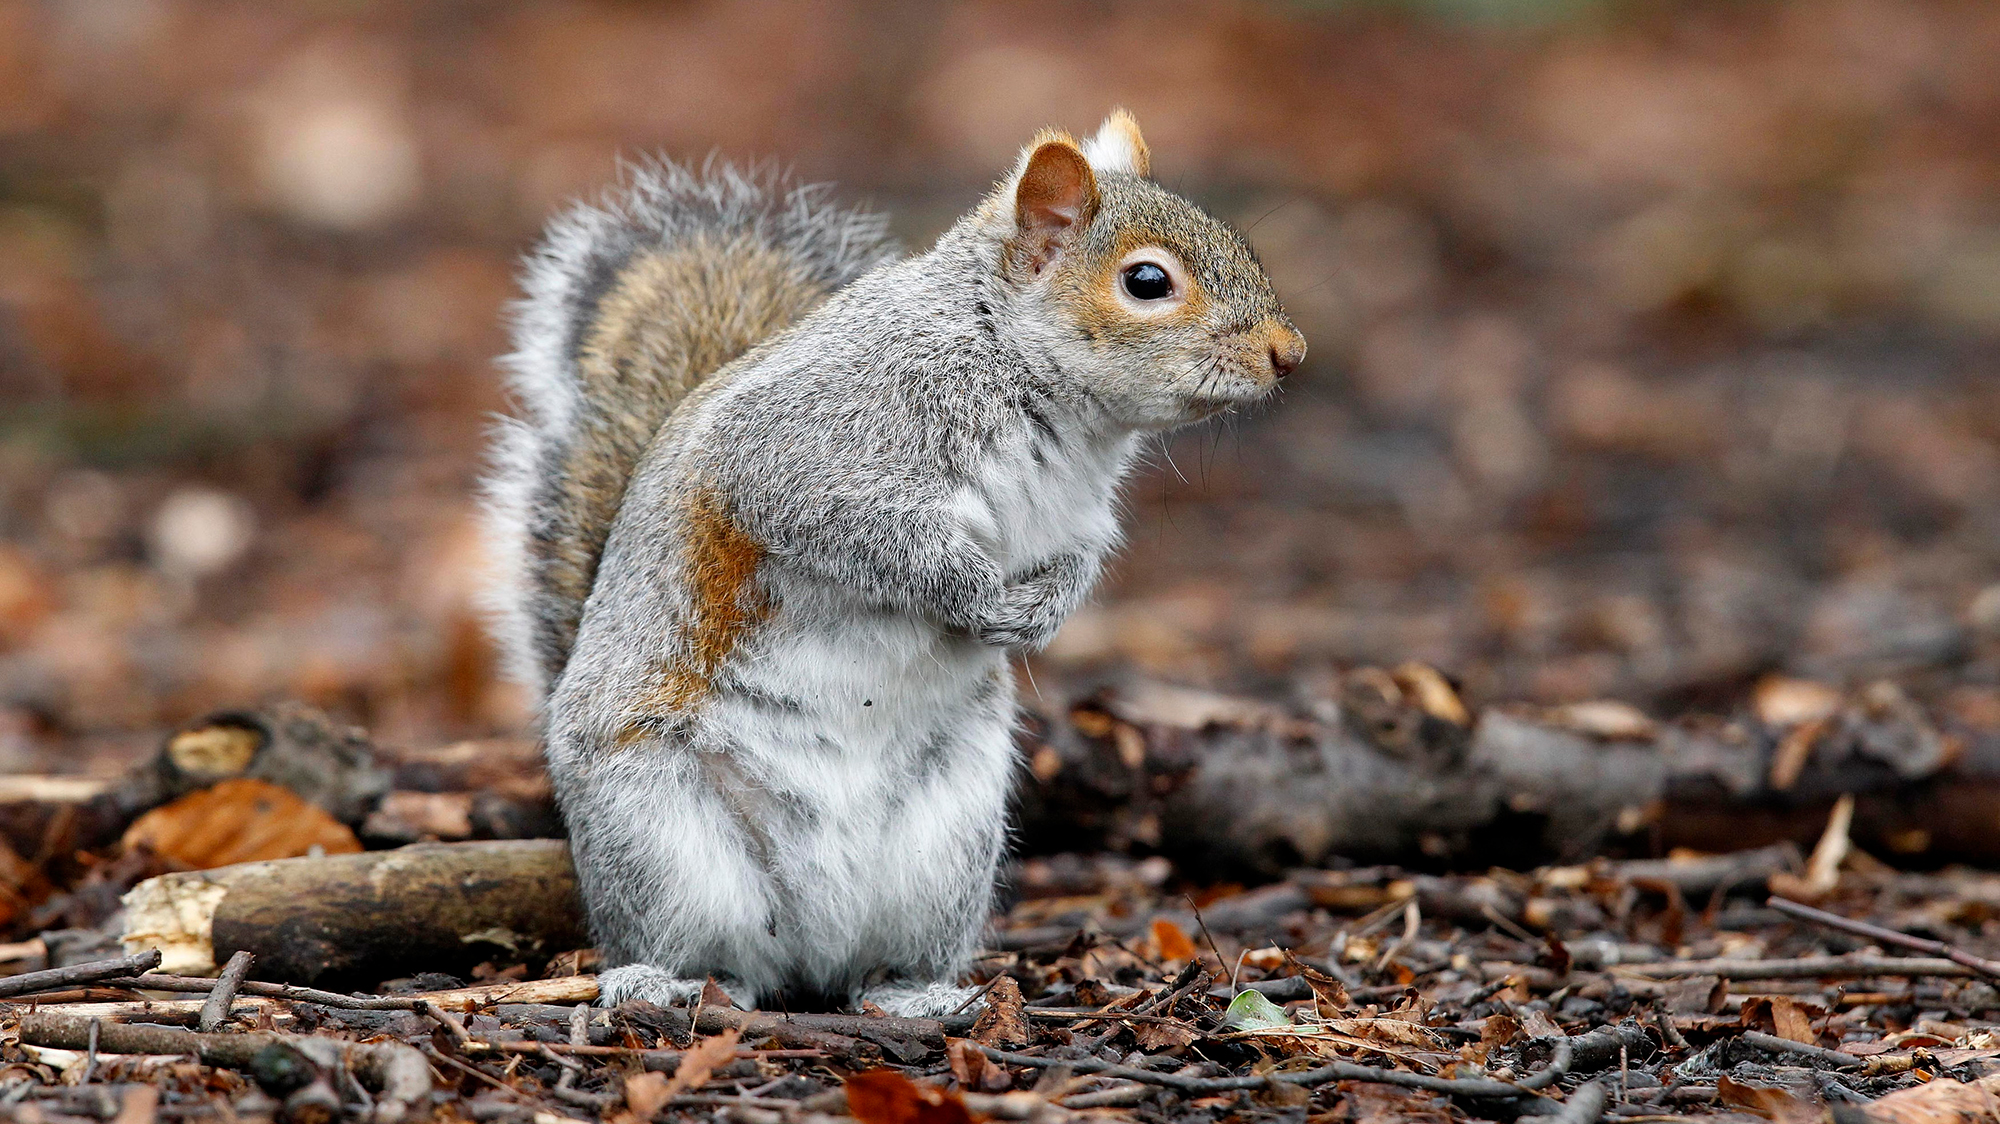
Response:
[1266,325,1306,379]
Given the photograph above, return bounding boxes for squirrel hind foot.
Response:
[597,964,752,1009]
[861,980,982,1018]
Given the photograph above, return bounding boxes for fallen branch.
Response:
[1738,1031,1861,1070]
[18,1011,431,1124]
[0,950,161,999]
[1766,897,2000,979]
[978,1038,1573,1104]
[196,950,253,1032]
[1619,955,1974,980]
[1551,1078,1610,1124]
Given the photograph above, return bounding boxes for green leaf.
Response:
[1224,988,1292,1030]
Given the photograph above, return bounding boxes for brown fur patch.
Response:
[616,487,770,744]
[538,237,828,690]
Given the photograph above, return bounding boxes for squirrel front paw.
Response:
[975,588,1062,650]
[973,557,1083,651]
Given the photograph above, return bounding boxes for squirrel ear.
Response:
[1082,108,1151,178]
[1010,137,1100,276]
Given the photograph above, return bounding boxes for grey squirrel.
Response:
[483,111,1304,1015]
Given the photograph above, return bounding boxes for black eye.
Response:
[1121,262,1174,301]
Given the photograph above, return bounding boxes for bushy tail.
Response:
[484,160,900,699]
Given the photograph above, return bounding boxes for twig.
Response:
[979,1039,1573,1102]
[1553,1078,1610,1124]
[1767,897,2000,979]
[0,951,162,999]
[663,1094,822,1110]
[418,999,475,1045]
[1025,1009,1196,1025]
[1739,1031,1861,1070]
[1617,956,1973,980]
[556,1003,587,1093]
[89,974,426,1009]
[196,951,254,1033]
[1060,1082,1154,1108]
[1183,895,1231,989]
[951,974,1006,1016]
[465,1041,823,1062]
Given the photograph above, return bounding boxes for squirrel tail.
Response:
[483,159,900,699]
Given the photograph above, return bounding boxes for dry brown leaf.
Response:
[617,1071,672,1124]
[1152,917,1198,964]
[846,1068,984,1124]
[1340,1081,1454,1124]
[120,778,361,869]
[1741,995,1827,1044]
[947,1038,1009,1093]
[1717,1075,1820,1123]
[109,1084,158,1124]
[1479,1013,1523,1047]
[1516,1009,1563,1039]
[1134,1017,1200,1051]
[699,978,738,1009]
[970,975,1029,1049]
[1861,1075,2000,1124]
[661,1026,740,1097]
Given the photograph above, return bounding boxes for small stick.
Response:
[416,999,474,1045]
[1183,895,1231,989]
[979,1038,1573,1101]
[0,951,162,999]
[465,1041,821,1062]
[1060,1082,1154,1108]
[950,974,1006,1016]
[1767,897,2000,979]
[1552,1078,1610,1124]
[1615,955,1973,980]
[85,974,424,1009]
[557,1003,587,1091]
[1739,1031,1861,1070]
[197,951,254,1033]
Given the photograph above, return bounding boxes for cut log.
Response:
[120,840,585,984]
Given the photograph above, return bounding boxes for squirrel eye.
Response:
[1121,262,1174,301]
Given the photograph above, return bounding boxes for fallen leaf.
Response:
[1741,995,1827,1044]
[120,778,361,869]
[947,1038,1008,1092]
[1516,1009,1563,1040]
[1134,1017,1199,1050]
[1152,917,1198,963]
[970,975,1029,1048]
[618,1071,672,1123]
[699,978,737,1009]
[1225,989,1293,1031]
[661,1026,740,1097]
[846,1068,984,1124]
[1860,1075,2000,1124]
[1718,1075,1820,1123]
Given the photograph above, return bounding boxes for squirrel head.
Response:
[978,110,1306,430]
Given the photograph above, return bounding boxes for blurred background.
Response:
[4,0,2000,777]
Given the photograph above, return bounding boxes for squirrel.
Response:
[483,111,1305,1015]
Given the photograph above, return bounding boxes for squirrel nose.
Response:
[1265,325,1306,379]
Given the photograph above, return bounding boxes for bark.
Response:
[119,840,584,984]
